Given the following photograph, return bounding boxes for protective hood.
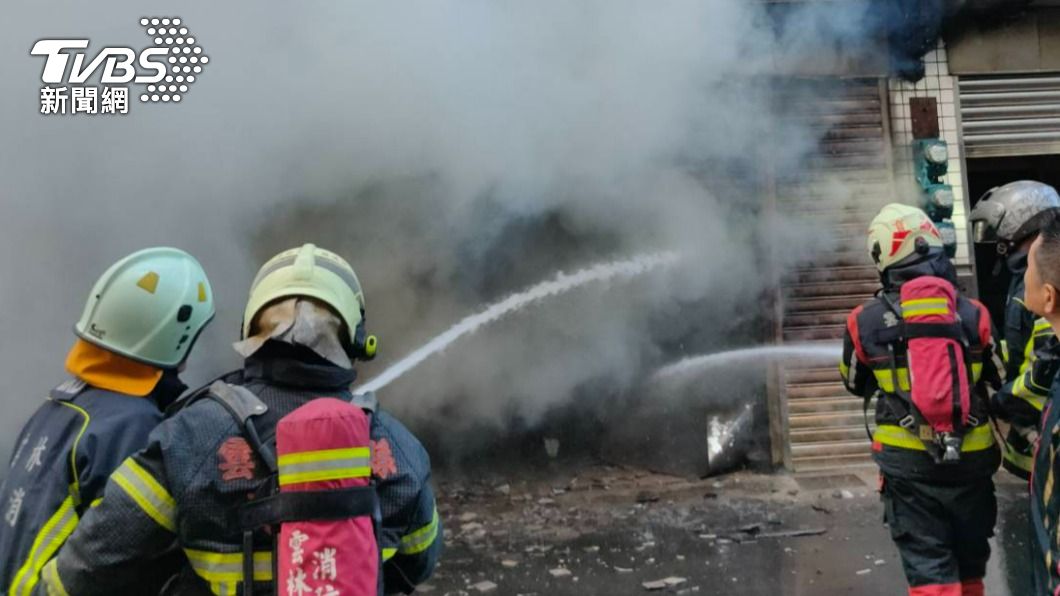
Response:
[881,249,958,291]
[1006,250,1029,276]
[234,298,352,368]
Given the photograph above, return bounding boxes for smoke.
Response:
[0,1,882,463]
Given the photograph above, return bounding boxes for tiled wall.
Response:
[887,43,971,269]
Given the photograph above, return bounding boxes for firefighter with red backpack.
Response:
[840,204,1002,596]
[35,244,442,595]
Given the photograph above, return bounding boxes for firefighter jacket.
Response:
[0,376,181,596]
[36,343,441,596]
[840,261,1002,483]
[996,252,1055,425]
[1029,335,1060,593]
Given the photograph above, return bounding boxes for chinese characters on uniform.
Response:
[5,488,25,528]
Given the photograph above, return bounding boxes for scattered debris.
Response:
[644,576,689,590]
[637,491,661,504]
[471,580,497,593]
[549,567,572,578]
[856,569,872,576]
[501,560,519,568]
[614,566,634,574]
[811,504,832,515]
[757,528,827,540]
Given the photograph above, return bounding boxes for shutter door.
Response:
[773,78,894,472]
[960,74,1060,158]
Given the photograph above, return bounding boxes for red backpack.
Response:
[876,276,976,463]
[210,383,381,596]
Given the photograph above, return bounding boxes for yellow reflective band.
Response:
[112,458,176,532]
[971,362,983,383]
[277,446,370,467]
[184,548,273,584]
[278,447,371,487]
[40,558,69,596]
[1000,340,1009,365]
[903,307,950,318]
[399,508,440,555]
[839,361,850,380]
[1012,374,1048,410]
[901,298,948,309]
[872,368,910,393]
[1035,318,1052,333]
[382,547,398,561]
[9,497,79,596]
[873,424,995,452]
[1002,441,1034,473]
[53,400,91,506]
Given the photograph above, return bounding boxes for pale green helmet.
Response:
[74,247,215,368]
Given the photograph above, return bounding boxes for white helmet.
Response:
[867,203,944,272]
[75,247,215,368]
[970,180,1060,250]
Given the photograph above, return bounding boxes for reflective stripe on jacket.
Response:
[0,379,165,595]
[840,282,1002,482]
[38,348,441,596]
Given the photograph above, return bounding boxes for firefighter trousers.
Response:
[881,474,997,596]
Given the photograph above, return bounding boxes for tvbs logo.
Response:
[31,17,209,115]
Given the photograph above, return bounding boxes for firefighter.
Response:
[969,180,1060,478]
[0,247,215,596]
[37,243,441,595]
[1025,216,1060,594]
[840,204,1001,596]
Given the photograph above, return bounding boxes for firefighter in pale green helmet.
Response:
[0,248,214,596]
[970,180,1060,478]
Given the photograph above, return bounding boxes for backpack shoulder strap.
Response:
[209,381,268,424]
[207,381,277,474]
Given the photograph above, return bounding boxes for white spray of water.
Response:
[358,252,680,394]
[654,342,843,383]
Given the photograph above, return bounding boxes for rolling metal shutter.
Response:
[960,73,1060,158]
[772,78,894,472]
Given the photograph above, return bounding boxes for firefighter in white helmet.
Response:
[0,247,214,596]
[970,180,1060,478]
[841,204,1001,596]
[38,244,440,596]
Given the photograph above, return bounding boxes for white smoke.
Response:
[0,1,880,463]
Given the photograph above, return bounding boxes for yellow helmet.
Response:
[867,203,944,272]
[243,244,377,359]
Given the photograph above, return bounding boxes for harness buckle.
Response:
[898,415,916,431]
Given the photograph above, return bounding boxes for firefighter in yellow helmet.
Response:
[840,204,1001,596]
[0,248,214,596]
[38,244,441,595]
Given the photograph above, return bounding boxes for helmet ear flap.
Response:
[871,241,882,266]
